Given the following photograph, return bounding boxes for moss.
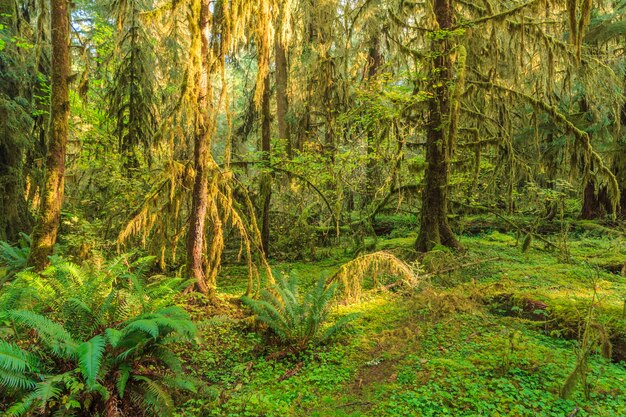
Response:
[179,230,626,416]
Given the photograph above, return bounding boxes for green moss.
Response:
[178,230,626,416]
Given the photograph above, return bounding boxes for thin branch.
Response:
[453,0,539,30]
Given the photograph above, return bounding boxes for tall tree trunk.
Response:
[616,81,626,219]
[275,24,290,157]
[28,0,69,270]
[579,98,614,219]
[260,74,272,255]
[364,34,382,205]
[581,180,612,219]
[186,0,211,295]
[416,0,461,252]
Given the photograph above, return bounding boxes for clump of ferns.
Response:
[0,255,199,416]
[242,273,360,352]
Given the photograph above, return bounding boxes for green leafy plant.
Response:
[0,255,198,416]
[0,233,30,283]
[242,274,359,351]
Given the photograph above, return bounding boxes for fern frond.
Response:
[319,312,360,343]
[134,375,174,414]
[0,340,40,373]
[33,379,63,411]
[77,335,106,389]
[123,319,160,339]
[116,363,131,398]
[7,310,78,357]
[3,390,38,416]
[0,367,38,390]
[105,328,123,348]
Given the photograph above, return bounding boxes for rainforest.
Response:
[1,0,626,416]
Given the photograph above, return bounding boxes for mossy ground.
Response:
[174,228,626,416]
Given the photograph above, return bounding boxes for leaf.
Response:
[77,335,106,389]
[124,319,160,339]
[0,340,38,373]
[117,364,131,397]
[105,328,122,348]
[7,310,77,358]
[0,367,37,390]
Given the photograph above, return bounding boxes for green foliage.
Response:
[0,233,29,281]
[243,273,359,350]
[0,255,197,416]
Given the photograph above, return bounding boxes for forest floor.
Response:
[174,223,626,416]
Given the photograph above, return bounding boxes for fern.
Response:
[0,367,38,390]
[76,335,106,389]
[32,380,63,412]
[2,253,198,416]
[0,233,30,282]
[243,273,359,350]
[7,310,78,358]
[3,391,38,417]
[135,375,175,415]
[116,363,132,398]
[123,318,161,339]
[0,340,39,374]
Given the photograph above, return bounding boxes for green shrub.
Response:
[242,274,359,351]
[0,255,198,416]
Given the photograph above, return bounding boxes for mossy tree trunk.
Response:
[581,180,613,220]
[364,33,382,205]
[275,17,290,158]
[186,0,211,295]
[615,87,626,219]
[260,74,271,256]
[415,0,461,253]
[28,0,70,270]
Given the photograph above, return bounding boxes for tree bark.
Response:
[581,178,614,219]
[364,34,382,205]
[275,24,290,157]
[260,74,272,255]
[617,84,626,219]
[416,0,461,252]
[186,0,211,295]
[28,0,69,270]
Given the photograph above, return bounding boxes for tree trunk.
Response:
[579,96,614,220]
[364,34,382,205]
[260,74,272,255]
[416,0,461,252]
[28,0,69,270]
[275,24,290,157]
[581,179,613,219]
[617,84,626,219]
[186,0,211,295]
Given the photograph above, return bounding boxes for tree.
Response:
[415,0,462,252]
[275,3,291,156]
[108,0,158,173]
[186,0,212,295]
[260,74,271,255]
[28,0,70,270]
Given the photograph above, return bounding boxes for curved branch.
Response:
[453,0,539,30]
[271,165,340,236]
[470,80,621,212]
